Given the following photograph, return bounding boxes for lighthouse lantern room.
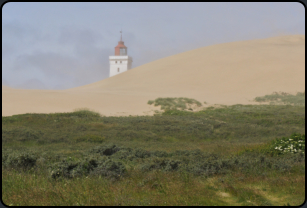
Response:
[109,31,133,77]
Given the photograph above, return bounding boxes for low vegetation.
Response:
[254,91,305,106]
[2,94,305,206]
[269,133,305,155]
[147,97,202,111]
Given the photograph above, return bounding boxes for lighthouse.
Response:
[109,31,133,77]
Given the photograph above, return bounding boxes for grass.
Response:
[2,94,305,206]
[148,97,202,111]
[2,164,305,206]
[254,91,305,106]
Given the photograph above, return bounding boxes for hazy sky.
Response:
[2,2,305,89]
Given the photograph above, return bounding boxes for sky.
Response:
[2,2,305,90]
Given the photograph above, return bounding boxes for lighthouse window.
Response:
[120,48,127,55]
[120,61,122,63]
[118,68,120,72]
[115,61,117,63]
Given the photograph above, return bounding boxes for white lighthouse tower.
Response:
[109,31,133,77]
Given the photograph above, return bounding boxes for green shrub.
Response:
[49,159,80,179]
[3,151,38,170]
[139,158,167,171]
[89,157,126,178]
[164,160,181,171]
[140,158,181,172]
[112,149,134,160]
[134,148,151,158]
[49,155,126,179]
[89,144,120,156]
[151,150,169,157]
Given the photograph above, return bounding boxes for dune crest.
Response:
[2,35,305,117]
[2,85,13,90]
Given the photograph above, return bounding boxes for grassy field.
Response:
[2,93,305,206]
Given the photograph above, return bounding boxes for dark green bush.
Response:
[89,157,126,178]
[112,150,133,160]
[3,151,38,170]
[151,150,169,157]
[140,158,181,172]
[164,160,181,171]
[134,148,151,159]
[49,155,126,179]
[89,144,120,156]
[49,159,80,179]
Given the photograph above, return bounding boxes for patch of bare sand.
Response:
[218,192,231,197]
[2,35,305,117]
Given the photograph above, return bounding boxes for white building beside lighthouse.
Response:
[109,31,133,77]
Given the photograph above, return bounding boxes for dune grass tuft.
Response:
[254,91,305,106]
[148,97,202,110]
[72,108,102,117]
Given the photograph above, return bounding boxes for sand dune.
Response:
[2,85,13,90]
[2,35,305,117]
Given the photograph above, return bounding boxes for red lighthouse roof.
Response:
[115,31,127,56]
[115,41,126,49]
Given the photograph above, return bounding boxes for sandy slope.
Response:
[2,35,305,117]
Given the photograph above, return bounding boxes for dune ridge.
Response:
[2,35,305,117]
